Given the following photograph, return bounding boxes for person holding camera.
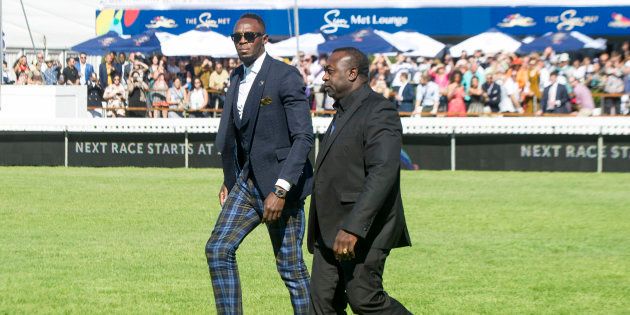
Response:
[127,71,150,117]
[103,74,127,117]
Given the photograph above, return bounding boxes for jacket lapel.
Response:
[240,55,272,128]
[315,86,370,171]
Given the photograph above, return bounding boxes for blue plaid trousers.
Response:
[205,175,310,314]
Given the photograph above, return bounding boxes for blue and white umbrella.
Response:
[317,29,399,55]
[109,30,170,54]
[518,31,606,54]
[70,31,122,54]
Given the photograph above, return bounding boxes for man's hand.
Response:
[333,230,358,261]
[262,192,285,223]
[218,184,228,207]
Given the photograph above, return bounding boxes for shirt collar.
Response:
[243,52,267,76]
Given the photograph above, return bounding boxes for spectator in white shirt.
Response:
[413,73,440,116]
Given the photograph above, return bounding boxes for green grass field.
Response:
[1,167,629,314]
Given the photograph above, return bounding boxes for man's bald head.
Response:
[322,47,370,100]
[332,47,369,82]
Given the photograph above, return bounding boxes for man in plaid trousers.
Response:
[206,13,314,314]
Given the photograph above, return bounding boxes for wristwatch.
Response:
[273,186,287,199]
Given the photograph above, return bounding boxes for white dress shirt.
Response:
[416,81,440,107]
[397,82,408,101]
[236,52,291,192]
[79,62,88,85]
[237,52,267,119]
[547,82,558,110]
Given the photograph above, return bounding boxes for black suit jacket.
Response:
[541,83,571,113]
[482,82,501,108]
[216,54,314,204]
[308,84,411,253]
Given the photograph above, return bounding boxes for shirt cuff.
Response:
[275,179,292,192]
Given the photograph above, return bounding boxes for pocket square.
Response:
[260,96,273,106]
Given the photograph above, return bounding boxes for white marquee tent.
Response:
[374,30,445,57]
[265,33,325,57]
[2,0,98,50]
[160,29,237,57]
[449,29,522,56]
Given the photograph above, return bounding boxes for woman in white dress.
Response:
[166,77,188,118]
[103,74,127,117]
[189,78,209,118]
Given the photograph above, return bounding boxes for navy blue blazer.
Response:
[76,62,95,84]
[398,83,415,111]
[98,63,122,88]
[541,83,571,113]
[216,54,314,203]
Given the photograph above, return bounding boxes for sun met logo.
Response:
[185,12,231,29]
[320,9,350,34]
[545,9,598,31]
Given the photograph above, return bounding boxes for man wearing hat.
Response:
[43,58,61,85]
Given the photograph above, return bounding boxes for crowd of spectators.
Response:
[2,51,236,118]
[1,40,629,117]
[361,42,630,116]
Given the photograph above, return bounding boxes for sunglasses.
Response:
[230,32,264,43]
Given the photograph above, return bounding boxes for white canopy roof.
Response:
[449,30,522,56]
[374,30,445,57]
[265,33,325,57]
[3,0,98,50]
[570,31,607,50]
[160,29,237,57]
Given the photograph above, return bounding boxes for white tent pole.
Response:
[19,0,37,55]
[293,0,300,59]
[286,8,293,38]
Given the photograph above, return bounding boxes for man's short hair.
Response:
[332,47,369,80]
[400,72,409,80]
[550,70,559,76]
[238,13,266,33]
[66,57,72,63]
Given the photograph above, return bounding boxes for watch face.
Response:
[275,187,287,198]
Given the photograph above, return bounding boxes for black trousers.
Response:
[309,242,411,315]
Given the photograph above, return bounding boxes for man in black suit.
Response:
[482,72,501,112]
[308,47,411,314]
[205,13,313,314]
[539,70,571,114]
